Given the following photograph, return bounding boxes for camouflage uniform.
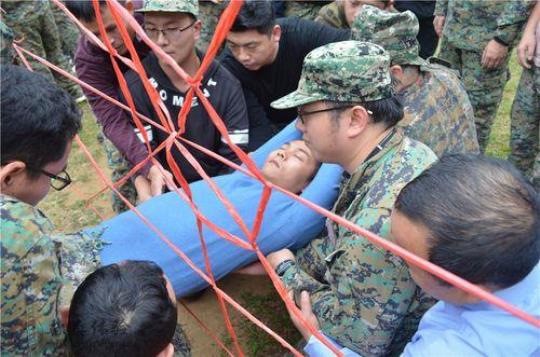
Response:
[352,5,479,157]
[2,0,82,99]
[50,0,79,61]
[271,41,438,356]
[284,1,330,20]
[0,195,102,356]
[509,24,540,190]
[0,20,14,65]
[434,0,527,151]
[198,0,225,54]
[97,132,139,213]
[315,1,349,28]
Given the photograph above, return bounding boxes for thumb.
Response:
[300,291,312,312]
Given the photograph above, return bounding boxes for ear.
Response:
[0,161,27,191]
[193,19,202,41]
[156,343,175,357]
[271,24,281,43]
[125,0,134,14]
[390,64,403,79]
[347,105,370,138]
[60,306,70,329]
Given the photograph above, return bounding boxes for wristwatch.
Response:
[275,259,295,277]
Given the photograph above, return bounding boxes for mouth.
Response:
[269,159,281,168]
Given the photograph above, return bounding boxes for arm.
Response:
[75,50,152,176]
[517,1,540,68]
[297,18,350,53]
[271,208,417,354]
[433,0,447,36]
[482,0,531,69]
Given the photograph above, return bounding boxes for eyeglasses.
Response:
[29,167,72,191]
[297,106,352,124]
[145,21,196,39]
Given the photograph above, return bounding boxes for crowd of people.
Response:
[1,0,540,356]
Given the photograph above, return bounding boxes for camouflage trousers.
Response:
[438,41,511,152]
[284,1,327,20]
[198,1,226,54]
[2,0,82,98]
[97,132,139,214]
[50,1,80,61]
[509,66,540,191]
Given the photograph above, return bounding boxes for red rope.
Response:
[12,0,540,355]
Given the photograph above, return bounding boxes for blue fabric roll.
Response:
[88,122,342,297]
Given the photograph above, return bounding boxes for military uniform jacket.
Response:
[281,130,438,356]
[434,0,528,51]
[399,63,480,157]
[0,195,102,356]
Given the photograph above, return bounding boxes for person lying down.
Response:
[86,122,342,297]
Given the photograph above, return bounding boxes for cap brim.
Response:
[271,90,325,110]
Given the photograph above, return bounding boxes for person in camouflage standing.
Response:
[0,65,101,356]
[315,0,390,29]
[509,0,540,190]
[352,5,479,157]
[433,0,527,151]
[266,41,438,356]
[50,0,80,61]
[2,0,83,100]
[198,0,225,53]
[284,0,332,20]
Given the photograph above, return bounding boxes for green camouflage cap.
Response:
[271,41,393,109]
[351,5,425,66]
[137,0,199,17]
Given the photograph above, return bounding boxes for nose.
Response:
[156,31,169,46]
[237,47,250,62]
[277,150,287,160]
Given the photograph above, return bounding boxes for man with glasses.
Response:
[0,65,102,355]
[264,41,438,355]
[124,0,249,187]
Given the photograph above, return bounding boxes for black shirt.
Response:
[220,17,350,143]
[124,53,249,183]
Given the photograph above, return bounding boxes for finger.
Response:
[300,291,312,312]
[150,176,164,196]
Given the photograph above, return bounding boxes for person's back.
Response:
[352,5,479,157]
[219,0,350,146]
[68,260,188,357]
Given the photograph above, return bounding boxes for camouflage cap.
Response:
[351,5,425,66]
[271,41,393,109]
[137,0,199,17]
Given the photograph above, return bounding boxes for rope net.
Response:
[11,0,540,355]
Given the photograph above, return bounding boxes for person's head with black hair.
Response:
[392,154,540,304]
[0,65,81,206]
[342,0,392,27]
[67,260,179,357]
[65,0,135,56]
[226,0,281,71]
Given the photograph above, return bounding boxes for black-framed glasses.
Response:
[30,167,72,191]
[145,20,196,39]
[297,106,352,124]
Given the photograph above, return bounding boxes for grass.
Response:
[39,51,523,354]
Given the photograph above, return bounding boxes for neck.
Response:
[160,51,201,91]
[396,67,421,93]
[342,125,393,174]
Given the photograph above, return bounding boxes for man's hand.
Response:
[433,16,445,37]
[285,290,319,341]
[134,175,153,203]
[147,164,174,197]
[517,30,536,69]
[481,39,509,70]
[267,249,295,270]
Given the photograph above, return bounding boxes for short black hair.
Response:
[65,0,109,22]
[395,154,540,289]
[1,65,81,178]
[329,95,404,129]
[229,0,275,35]
[68,261,178,357]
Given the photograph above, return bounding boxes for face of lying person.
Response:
[261,140,319,193]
